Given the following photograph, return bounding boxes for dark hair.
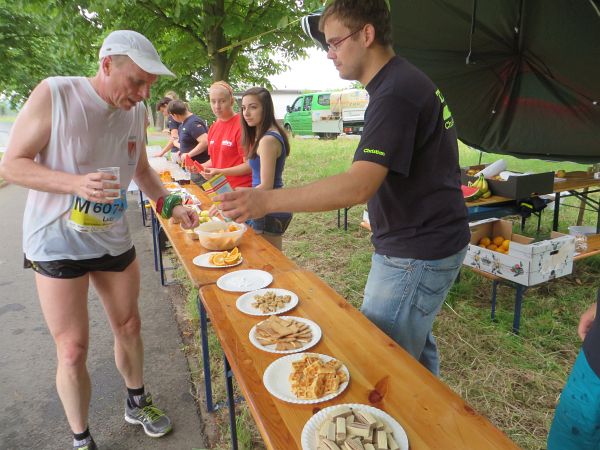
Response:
[167,100,188,116]
[156,96,172,111]
[319,0,392,47]
[241,87,290,160]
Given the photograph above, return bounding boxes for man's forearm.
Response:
[188,140,208,158]
[264,171,371,214]
[0,157,79,194]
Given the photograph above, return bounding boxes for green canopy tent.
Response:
[302,1,600,163]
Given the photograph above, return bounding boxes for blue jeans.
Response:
[361,247,467,375]
[548,350,600,450]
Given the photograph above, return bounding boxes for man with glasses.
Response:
[217,0,470,376]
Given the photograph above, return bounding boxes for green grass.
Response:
[0,115,16,123]
[164,135,598,450]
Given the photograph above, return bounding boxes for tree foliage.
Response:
[0,1,98,106]
[0,0,324,107]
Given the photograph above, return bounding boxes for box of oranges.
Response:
[464,218,575,286]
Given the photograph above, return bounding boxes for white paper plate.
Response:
[301,403,409,450]
[192,253,243,269]
[249,316,321,354]
[263,352,349,404]
[236,288,299,316]
[216,269,273,292]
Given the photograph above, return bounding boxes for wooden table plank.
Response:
[200,270,519,450]
[553,177,600,193]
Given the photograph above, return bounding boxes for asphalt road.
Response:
[0,184,207,450]
[0,121,10,148]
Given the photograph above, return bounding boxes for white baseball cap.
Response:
[99,30,175,77]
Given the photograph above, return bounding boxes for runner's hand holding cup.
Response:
[96,167,121,201]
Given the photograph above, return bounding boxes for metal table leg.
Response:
[552,191,561,231]
[157,224,167,286]
[224,356,239,450]
[197,296,215,413]
[150,209,158,272]
[140,191,146,226]
[512,284,526,335]
[491,280,498,321]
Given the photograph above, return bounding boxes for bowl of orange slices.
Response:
[195,221,247,251]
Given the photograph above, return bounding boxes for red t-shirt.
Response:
[207,114,252,189]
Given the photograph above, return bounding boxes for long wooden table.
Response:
[147,178,519,449]
[149,184,299,286]
[201,270,520,450]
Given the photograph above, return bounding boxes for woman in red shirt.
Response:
[201,81,252,189]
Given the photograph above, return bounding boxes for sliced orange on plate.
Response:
[208,247,241,266]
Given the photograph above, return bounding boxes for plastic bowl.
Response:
[195,221,246,250]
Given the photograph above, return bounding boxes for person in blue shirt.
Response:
[167,100,208,185]
[156,96,180,157]
[240,87,292,250]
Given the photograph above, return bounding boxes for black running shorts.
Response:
[24,246,136,279]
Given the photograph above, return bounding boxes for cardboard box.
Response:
[464,218,575,286]
[461,165,554,199]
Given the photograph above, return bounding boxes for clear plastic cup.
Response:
[98,167,120,200]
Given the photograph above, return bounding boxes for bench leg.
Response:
[224,356,239,450]
[491,280,498,321]
[197,297,215,413]
[512,285,525,335]
[337,209,341,228]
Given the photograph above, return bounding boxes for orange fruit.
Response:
[211,253,226,266]
[487,244,498,251]
[227,224,239,232]
[492,236,505,247]
[224,254,240,265]
[228,247,239,258]
[479,237,491,247]
[502,239,510,250]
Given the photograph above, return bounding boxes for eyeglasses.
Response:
[326,28,362,52]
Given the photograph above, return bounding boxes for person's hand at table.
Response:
[217,188,267,223]
[578,303,597,340]
[172,205,199,229]
[201,166,222,179]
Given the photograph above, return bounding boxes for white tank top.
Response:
[22,76,145,261]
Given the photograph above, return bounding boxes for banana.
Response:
[478,175,489,193]
[481,190,492,198]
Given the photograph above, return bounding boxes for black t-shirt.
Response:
[167,115,181,131]
[354,56,470,260]
[582,288,600,376]
[178,114,209,163]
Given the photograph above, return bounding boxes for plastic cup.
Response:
[98,167,120,200]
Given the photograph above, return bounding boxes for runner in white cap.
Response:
[0,30,197,450]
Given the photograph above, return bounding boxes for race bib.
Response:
[67,189,128,232]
